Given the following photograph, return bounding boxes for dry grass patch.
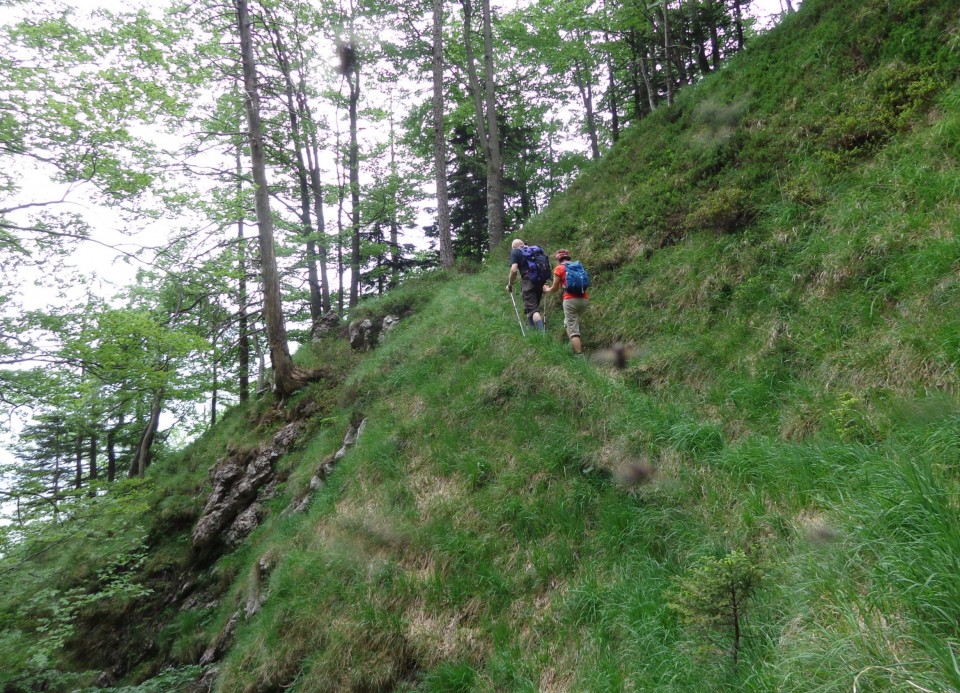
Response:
[409,471,469,518]
[404,603,488,667]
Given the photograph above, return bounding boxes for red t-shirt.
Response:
[554,263,588,301]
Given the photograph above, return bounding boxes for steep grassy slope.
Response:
[3,0,960,691]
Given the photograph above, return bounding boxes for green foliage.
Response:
[684,186,754,234]
[0,535,153,691]
[70,666,205,693]
[828,392,879,443]
[668,550,762,666]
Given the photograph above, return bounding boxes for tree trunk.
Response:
[732,0,745,51]
[628,30,655,116]
[432,0,454,268]
[573,59,601,160]
[88,433,97,482]
[235,0,309,397]
[268,17,323,322]
[236,140,250,403]
[106,418,119,483]
[347,69,361,307]
[130,391,162,478]
[462,0,489,241]
[345,32,362,307]
[336,178,345,314]
[388,113,401,286]
[710,20,721,69]
[606,45,620,144]
[283,87,323,320]
[639,47,658,113]
[480,0,505,248]
[75,434,83,490]
[690,3,713,76]
[663,0,674,105]
[211,354,218,427]
[305,155,331,312]
[297,56,332,312]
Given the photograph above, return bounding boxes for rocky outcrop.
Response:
[191,422,301,562]
[287,419,367,514]
[348,315,400,351]
[194,420,366,683]
[379,314,400,344]
[311,310,343,341]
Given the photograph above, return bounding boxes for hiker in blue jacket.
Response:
[544,248,589,355]
[506,238,549,332]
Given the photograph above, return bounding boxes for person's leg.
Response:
[523,281,545,332]
[562,299,580,352]
[563,298,588,353]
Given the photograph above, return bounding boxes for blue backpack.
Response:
[520,245,551,283]
[563,261,590,295]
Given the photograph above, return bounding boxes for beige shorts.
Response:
[562,297,589,338]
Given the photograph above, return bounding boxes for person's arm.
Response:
[506,263,519,292]
[544,267,561,293]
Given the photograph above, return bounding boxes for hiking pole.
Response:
[509,291,526,336]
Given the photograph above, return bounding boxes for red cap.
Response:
[554,249,571,261]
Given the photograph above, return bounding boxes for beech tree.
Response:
[235,0,313,396]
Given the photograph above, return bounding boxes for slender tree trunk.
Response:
[673,50,691,86]
[305,155,331,312]
[53,451,61,498]
[336,175,345,314]
[88,433,97,482]
[462,0,486,156]
[574,59,601,159]
[710,21,721,68]
[547,129,557,200]
[296,52,332,312]
[130,392,163,478]
[236,141,250,403]
[388,113,401,286]
[629,56,644,120]
[290,106,324,321]
[75,434,83,490]
[268,18,323,321]
[690,4,713,76]
[347,67,361,307]
[432,0,454,268]
[106,418,119,483]
[254,333,269,393]
[732,0,745,51]
[605,43,620,144]
[663,0,674,105]
[639,48,658,112]
[235,0,309,397]
[462,0,505,250]
[211,354,218,427]
[480,0,505,247]
[627,29,649,120]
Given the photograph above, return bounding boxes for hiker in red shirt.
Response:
[544,249,589,355]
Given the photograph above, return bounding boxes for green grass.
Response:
[3,0,960,690]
